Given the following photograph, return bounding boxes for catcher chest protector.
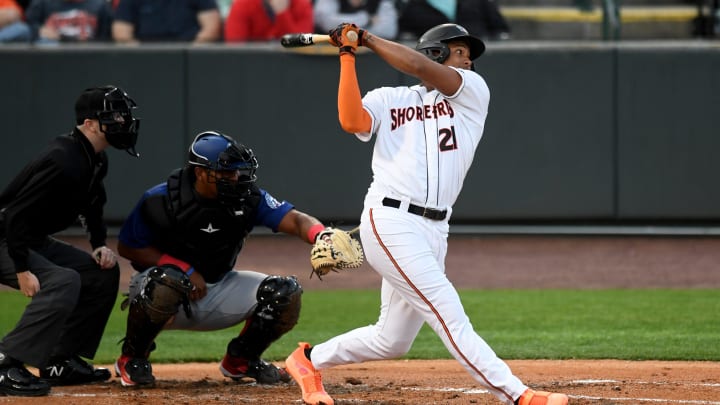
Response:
[122,265,193,358]
[227,276,303,359]
[141,168,259,283]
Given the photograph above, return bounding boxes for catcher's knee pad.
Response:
[137,265,193,324]
[227,276,302,359]
[255,275,303,333]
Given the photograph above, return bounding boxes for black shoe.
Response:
[40,355,111,386]
[220,354,291,384]
[114,355,155,387]
[247,359,291,384]
[0,352,51,396]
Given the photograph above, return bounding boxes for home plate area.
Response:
[5,359,718,404]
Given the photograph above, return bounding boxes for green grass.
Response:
[1,289,718,364]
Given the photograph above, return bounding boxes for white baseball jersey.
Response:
[358,66,490,215]
[310,67,529,405]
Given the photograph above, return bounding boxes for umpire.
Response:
[0,85,141,396]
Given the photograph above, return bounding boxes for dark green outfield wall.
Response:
[1,42,718,225]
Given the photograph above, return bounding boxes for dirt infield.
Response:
[4,234,720,404]
[7,359,719,404]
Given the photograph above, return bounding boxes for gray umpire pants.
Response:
[0,237,119,367]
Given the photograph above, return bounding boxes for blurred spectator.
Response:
[692,0,720,38]
[0,0,31,42]
[24,0,111,43]
[397,0,510,41]
[314,0,397,40]
[112,0,221,43]
[224,0,313,42]
[216,0,231,19]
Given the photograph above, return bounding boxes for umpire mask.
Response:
[99,87,141,156]
[76,85,141,157]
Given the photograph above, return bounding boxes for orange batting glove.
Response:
[328,23,365,56]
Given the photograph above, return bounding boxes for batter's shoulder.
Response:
[365,85,424,102]
[461,69,489,89]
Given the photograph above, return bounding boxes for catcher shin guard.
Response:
[226,276,302,359]
[121,265,193,357]
[121,298,164,358]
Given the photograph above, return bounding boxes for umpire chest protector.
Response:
[141,168,260,283]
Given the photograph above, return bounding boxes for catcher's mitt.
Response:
[310,227,364,279]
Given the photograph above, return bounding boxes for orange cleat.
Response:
[285,342,334,405]
[516,388,568,405]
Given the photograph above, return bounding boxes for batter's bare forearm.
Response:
[363,33,432,78]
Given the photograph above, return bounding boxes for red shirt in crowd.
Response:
[224,0,313,42]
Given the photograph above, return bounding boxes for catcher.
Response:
[114,130,358,387]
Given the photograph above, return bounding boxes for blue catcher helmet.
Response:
[188,131,258,203]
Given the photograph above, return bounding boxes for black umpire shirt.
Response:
[0,128,109,272]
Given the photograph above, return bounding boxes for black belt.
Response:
[382,198,447,221]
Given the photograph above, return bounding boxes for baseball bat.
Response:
[280,33,331,48]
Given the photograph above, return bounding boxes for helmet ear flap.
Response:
[417,42,450,63]
[415,23,486,61]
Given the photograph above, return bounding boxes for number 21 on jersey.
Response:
[439,126,457,151]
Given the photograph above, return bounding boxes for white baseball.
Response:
[347,31,358,42]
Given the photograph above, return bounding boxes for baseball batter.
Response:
[284,23,569,405]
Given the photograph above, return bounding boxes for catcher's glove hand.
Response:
[310,227,364,279]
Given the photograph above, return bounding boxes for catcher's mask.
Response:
[415,23,485,67]
[75,85,140,157]
[188,131,258,204]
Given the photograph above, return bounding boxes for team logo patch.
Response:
[200,223,220,233]
[265,193,281,209]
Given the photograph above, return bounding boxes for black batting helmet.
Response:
[416,23,486,63]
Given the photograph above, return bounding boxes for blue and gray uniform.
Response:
[120,167,294,331]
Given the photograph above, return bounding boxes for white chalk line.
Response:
[401,381,720,404]
[403,387,490,394]
[40,380,720,404]
[574,379,720,387]
[570,395,720,404]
